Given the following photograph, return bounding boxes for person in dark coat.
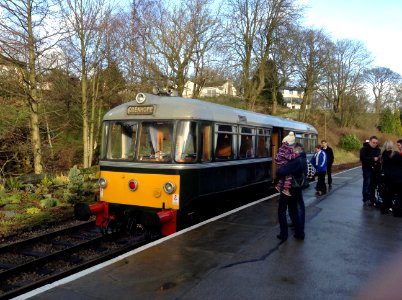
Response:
[276,143,307,241]
[380,140,402,216]
[360,136,381,206]
[321,140,334,189]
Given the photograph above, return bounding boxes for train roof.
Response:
[104,93,318,134]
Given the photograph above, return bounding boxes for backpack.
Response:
[291,158,310,189]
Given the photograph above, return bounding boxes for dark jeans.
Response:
[327,163,333,185]
[278,188,305,238]
[316,172,327,193]
[362,167,377,202]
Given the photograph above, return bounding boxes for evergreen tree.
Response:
[379,107,394,134]
[393,108,402,135]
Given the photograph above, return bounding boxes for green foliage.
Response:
[27,192,42,202]
[52,174,69,185]
[5,177,25,191]
[339,134,361,151]
[379,107,402,135]
[0,193,22,205]
[40,198,60,208]
[64,165,85,204]
[26,207,41,214]
[379,107,395,133]
[393,109,402,135]
[40,176,54,188]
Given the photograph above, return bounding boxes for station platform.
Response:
[20,167,402,300]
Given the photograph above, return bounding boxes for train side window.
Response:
[214,124,236,160]
[295,132,303,148]
[106,121,137,160]
[201,124,212,162]
[256,128,271,157]
[239,127,255,158]
[175,121,197,163]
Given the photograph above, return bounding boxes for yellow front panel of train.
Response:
[99,171,180,209]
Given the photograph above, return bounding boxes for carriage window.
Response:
[256,128,271,157]
[175,121,197,163]
[308,134,317,153]
[214,124,237,160]
[138,122,173,162]
[239,127,255,158]
[104,121,137,160]
[295,132,303,148]
[201,124,212,162]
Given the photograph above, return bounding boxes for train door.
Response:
[271,127,282,180]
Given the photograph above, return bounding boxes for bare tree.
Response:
[136,0,221,96]
[58,0,111,168]
[224,0,302,111]
[319,39,372,126]
[292,27,330,120]
[364,67,402,113]
[0,0,63,174]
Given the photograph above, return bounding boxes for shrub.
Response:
[64,165,85,204]
[40,198,60,208]
[339,134,361,151]
[0,193,22,205]
[5,177,25,191]
[40,176,53,188]
[26,207,41,214]
[52,174,69,185]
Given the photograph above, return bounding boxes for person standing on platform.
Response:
[360,136,381,206]
[321,140,334,189]
[310,144,327,196]
[379,140,402,214]
[274,131,299,196]
[397,139,402,155]
[276,143,307,241]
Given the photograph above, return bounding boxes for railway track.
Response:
[0,221,153,299]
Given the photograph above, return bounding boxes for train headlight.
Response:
[135,93,146,104]
[128,179,138,191]
[98,177,107,188]
[163,182,175,194]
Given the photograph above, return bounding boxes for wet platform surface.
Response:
[22,167,402,300]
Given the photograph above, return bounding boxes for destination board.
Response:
[127,105,155,115]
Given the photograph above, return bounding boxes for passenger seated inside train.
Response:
[239,135,255,158]
[215,133,232,159]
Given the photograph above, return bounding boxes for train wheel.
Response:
[100,219,119,236]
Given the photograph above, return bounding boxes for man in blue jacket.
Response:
[276,143,307,241]
[311,144,327,196]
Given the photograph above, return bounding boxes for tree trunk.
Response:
[27,0,43,174]
[81,35,90,168]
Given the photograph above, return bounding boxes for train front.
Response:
[75,92,183,236]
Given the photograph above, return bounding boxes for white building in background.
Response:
[183,80,237,98]
[281,87,304,109]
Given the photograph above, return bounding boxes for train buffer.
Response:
[22,167,402,300]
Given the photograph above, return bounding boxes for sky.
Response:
[301,0,402,76]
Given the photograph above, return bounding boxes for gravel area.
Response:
[0,217,96,247]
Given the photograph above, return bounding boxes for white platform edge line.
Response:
[14,194,278,300]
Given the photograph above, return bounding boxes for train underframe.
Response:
[74,202,177,237]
